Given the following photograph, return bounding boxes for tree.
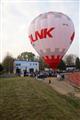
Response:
[2,55,14,73]
[64,54,76,66]
[17,52,35,61]
[0,64,4,72]
[75,57,80,69]
[57,60,66,70]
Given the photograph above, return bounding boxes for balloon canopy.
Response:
[28,12,75,69]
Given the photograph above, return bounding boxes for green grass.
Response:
[0,77,80,120]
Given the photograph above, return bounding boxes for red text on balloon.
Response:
[29,27,55,44]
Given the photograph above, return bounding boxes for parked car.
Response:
[36,71,48,79]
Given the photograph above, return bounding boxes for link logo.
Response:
[29,27,55,44]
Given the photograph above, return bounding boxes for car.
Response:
[37,72,48,79]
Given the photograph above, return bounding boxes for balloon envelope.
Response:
[28,12,75,69]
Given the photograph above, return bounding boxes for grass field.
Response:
[0,77,80,120]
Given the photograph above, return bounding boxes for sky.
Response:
[0,0,80,62]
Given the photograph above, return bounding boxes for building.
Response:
[14,60,39,75]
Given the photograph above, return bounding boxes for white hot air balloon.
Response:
[28,12,75,69]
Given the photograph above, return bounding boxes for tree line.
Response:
[0,52,80,74]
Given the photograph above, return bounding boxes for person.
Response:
[61,74,65,80]
[57,73,61,80]
[59,73,65,80]
[24,69,27,76]
[49,79,51,84]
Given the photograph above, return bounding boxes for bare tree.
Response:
[64,54,76,66]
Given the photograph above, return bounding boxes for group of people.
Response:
[48,73,65,84]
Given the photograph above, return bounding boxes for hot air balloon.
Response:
[28,12,75,69]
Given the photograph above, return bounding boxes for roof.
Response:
[14,60,39,63]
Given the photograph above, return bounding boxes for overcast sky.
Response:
[0,0,79,62]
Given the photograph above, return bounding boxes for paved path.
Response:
[43,77,80,98]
